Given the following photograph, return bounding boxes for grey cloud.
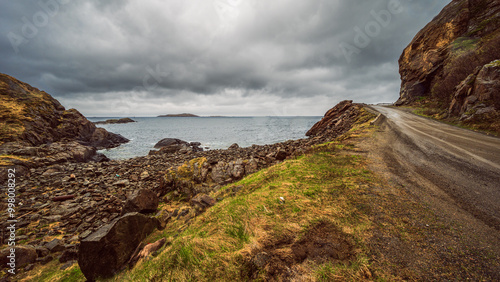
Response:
[0,0,450,116]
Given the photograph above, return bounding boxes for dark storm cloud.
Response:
[0,0,450,116]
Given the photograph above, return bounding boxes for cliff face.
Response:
[0,73,128,149]
[0,73,128,169]
[397,0,500,133]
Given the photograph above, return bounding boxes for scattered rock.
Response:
[52,195,75,202]
[121,188,159,215]
[79,230,92,240]
[140,171,149,180]
[114,179,130,187]
[275,149,288,161]
[128,238,167,267]
[0,92,367,279]
[36,255,53,265]
[60,261,74,270]
[59,248,78,263]
[45,239,65,253]
[190,193,216,212]
[228,143,240,150]
[35,246,49,258]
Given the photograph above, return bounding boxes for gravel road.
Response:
[369,105,500,231]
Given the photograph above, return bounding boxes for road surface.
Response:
[368,105,500,231]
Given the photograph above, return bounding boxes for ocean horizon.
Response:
[87,116,322,160]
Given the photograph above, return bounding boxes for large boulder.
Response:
[153,138,188,149]
[474,60,500,109]
[121,188,159,215]
[78,212,159,281]
[151,138,204,155]
[88,127,129,150]
[449,60,500,116]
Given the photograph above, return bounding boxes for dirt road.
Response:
[369,105,500,231]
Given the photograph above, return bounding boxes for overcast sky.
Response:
[0,0,449,116]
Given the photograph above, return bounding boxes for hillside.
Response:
[3,97,499,281]
[0,73,128,169]
[396,0,500,134]
[158,113,199,117]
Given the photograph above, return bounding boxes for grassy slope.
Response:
[19,109,377,281]
[20,107,499,281]
[113,110,379,281]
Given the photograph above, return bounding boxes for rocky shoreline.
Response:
[0,74,365,280]
[0,73,129,176]
[1,100,361,247]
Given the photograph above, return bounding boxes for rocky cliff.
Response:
[306,100,364,138]
[0,73,128,168]
[397,0,500,133]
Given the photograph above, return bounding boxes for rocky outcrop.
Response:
[78,212,159,281]
[449,60,500,124]
[154,138,188,149]
[150,138,203,155]
[0,73,128,170]
[306,100,364,137]
[396,0,500,133]
[0,141,100,168]
[0,73,129,148]
[94,118,136,125]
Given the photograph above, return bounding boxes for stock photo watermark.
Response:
[7,0,70,53]
[339,0,404,63]
[133,64,171,93]
[133,0,245,94]
[5,168,17,275]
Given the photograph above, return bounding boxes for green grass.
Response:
[109,110,382,281]
[20,108,399,281]
[16,260,85,282]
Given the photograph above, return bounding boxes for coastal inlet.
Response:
[87,116,321,160]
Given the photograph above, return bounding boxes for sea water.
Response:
[86,116,321,160]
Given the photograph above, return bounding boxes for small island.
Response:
[157,113,199,117]
[94,117,136,124]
